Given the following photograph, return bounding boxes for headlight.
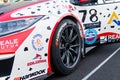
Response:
[0,16,43,37]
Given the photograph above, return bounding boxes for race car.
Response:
[0,0,120,80]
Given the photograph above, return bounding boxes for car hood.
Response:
[0,1,37,15]
[0,0,56,21]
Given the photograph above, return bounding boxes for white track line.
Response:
[82,47,120,80]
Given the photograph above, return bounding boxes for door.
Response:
[75,0,120,46]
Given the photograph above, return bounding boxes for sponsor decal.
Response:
[84,22,101,29]
[27,54,46,66]
[100,36,107,44]
[113,20,120,26]
[32,34,44,51]
[85,29,97,45]
[109,34,120,39]
[0,39,18,49]
[107,12,120,26]
[108,34,120,42]
[27,59,47,66]
[0,28,34,53]
[14,69,46,80]
[33,54,42,59]
[99,33,120,43]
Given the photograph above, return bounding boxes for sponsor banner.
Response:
[14,69,46,80]
[98,32,120,43]
[108,34,120,42]
[84,22,101,29]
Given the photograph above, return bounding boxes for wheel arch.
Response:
[48,15,85,73]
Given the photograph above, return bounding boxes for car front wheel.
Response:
[51,19,82,75]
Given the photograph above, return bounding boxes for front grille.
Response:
[0,56,14,77]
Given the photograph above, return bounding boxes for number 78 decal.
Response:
[79,9,98,23]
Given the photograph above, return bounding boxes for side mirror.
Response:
[71,0,98,5]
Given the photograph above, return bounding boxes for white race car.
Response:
[0,0,120,80]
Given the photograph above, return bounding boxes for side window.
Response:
[97,0,105,4]
[98,0,120,4]
[71,0,120,6]
[103,0,114,3]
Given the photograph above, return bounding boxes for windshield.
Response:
[0,0,42,8]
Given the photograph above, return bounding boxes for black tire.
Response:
[51,19,82,75]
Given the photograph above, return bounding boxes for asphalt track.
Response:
[46,43,120,80]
